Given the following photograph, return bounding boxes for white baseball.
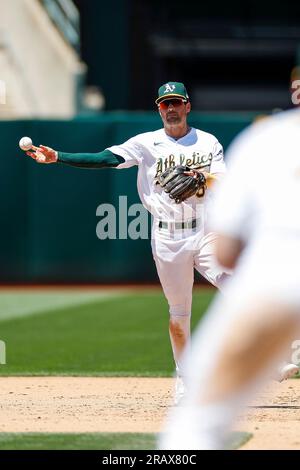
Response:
[19,136,33,151]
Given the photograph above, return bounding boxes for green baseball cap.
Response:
[155,82,189,105]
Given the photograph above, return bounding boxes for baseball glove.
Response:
[157,165,207,204]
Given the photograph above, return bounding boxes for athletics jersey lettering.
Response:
[154,152,213,178]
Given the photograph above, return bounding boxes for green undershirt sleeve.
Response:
[57,149,125,169]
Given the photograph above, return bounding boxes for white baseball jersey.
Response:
[108,127,225,225]
[211,108,300,242]
[211,108,300,305]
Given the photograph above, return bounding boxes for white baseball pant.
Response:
[152,227,229,318]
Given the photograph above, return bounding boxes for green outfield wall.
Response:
[0,112,256,282]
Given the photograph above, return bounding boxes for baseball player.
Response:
[159,108,300,449]
[25,82,230,404]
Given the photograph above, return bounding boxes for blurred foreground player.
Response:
[159,108,300,449]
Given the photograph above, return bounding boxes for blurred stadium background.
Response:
[0,0,299,284]
[0,0,299,449]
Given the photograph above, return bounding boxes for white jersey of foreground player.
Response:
[159,108,300,450]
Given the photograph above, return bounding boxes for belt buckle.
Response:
[159,219,197,230]
[172,219,197,230]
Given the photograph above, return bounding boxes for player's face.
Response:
[158,99,191,125]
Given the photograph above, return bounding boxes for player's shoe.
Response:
[174,376,186,406]
[158,406,222,450]
[278,363,299,382]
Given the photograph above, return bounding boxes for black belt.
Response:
[158,219,198,230]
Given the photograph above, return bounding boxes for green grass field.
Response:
[0,288,214,376]
[0,432,251,450]
[0,432,156,450]
[0,287,252,450]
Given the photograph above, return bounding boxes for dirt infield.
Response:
[236,380,300,450]
[0,377,299,449]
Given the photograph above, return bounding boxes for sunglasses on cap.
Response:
[158,98,187,110]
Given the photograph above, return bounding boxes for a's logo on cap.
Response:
[164,84,175,93]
